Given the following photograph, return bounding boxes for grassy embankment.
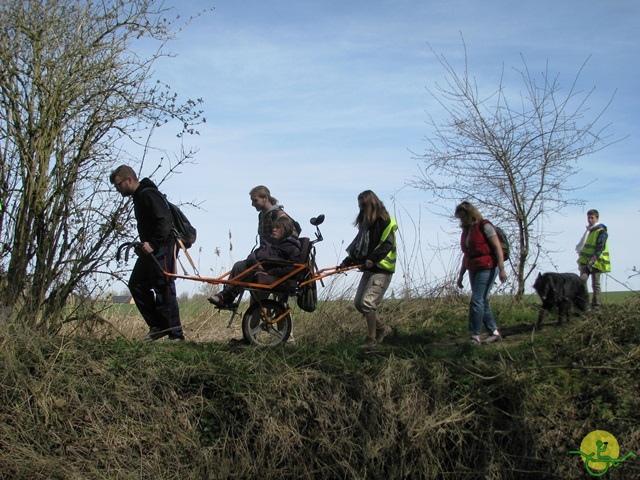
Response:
[1,290,638,479]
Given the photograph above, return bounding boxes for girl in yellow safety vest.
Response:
[340,190,397,348]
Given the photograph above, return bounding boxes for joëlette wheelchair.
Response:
[117,214,360,346]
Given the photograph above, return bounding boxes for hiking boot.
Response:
[483,332,502,344]
[359,336,378,349]
[143,327,167,341]
[469,335,482,346]
[375,325,389,343]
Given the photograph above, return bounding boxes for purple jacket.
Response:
[247,236,301,277]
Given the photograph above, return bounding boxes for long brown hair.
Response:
[454,201,483,226]
[354,190,390,229]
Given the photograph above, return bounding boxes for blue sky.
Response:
[142,0,640,295]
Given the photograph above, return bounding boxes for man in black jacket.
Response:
[110,165,184,341]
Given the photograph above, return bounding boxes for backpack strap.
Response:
[480,219,511,266]
[479,219,496,251]
[174,238,200,276]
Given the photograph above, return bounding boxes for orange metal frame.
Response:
[164,261,361,292]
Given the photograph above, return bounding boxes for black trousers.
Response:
[128,244,183,338]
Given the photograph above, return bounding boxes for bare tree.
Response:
[0,0,206,331]
[413,40,618,298]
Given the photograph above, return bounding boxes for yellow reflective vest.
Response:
[375,218,398,273]
[578,227,610,272]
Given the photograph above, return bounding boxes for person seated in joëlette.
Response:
[208,216,301,307]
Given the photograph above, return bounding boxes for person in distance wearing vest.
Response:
[576,209,610,312]
[110,165,184,342]
[455,201,506,345]
[340,190,397,348]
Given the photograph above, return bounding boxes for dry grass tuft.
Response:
[1,294,639,479]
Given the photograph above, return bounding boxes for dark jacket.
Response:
[247,236,301,277]
[343,217,396,273]
[132,178,174,250]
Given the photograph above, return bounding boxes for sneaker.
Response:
[167,335,185,342]
[469,335,482,345]
[484,332,502,344]
[208,293,226,307]
[375,325,389,343]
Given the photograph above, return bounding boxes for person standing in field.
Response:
[455,201,506,345]
[576,209,610,312]
[340,190,397,348]
[110,165,184,341]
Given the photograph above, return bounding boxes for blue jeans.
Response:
[467,268,499,336]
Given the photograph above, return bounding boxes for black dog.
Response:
[533,272,589,328]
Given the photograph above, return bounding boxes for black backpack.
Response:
[481,220,510,261]
[168,201,197,249]
[296,238,317,312]
[297,273,318,312]
[153,190,197,249]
